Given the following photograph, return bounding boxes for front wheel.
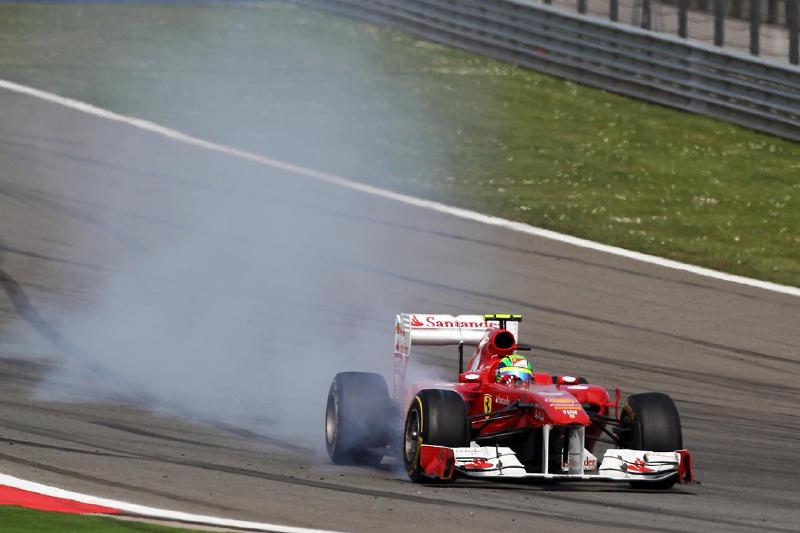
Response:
[620,392,683,490]
[325,372,390,466]
[403,389,469,482]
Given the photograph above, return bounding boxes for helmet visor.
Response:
[497,366,532,382]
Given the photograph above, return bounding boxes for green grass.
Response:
[0,1,797,285]
[0,505,203,532]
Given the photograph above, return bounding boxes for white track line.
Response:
[0,473,342,533]
[1,77,797,300]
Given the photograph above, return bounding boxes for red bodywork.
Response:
[399,325,619,453]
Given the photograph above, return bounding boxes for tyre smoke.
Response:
[0,2,449,452]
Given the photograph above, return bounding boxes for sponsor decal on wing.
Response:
[561,455,598,471]
[626,458,655,474]
[453,448,493,458]
[409,315,497,329]
[462,458,494,470]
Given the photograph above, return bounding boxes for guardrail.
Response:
[292,0,800,142]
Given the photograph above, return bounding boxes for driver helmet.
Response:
[496,354,533,386]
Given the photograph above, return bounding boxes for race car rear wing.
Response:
[393,314,520,397]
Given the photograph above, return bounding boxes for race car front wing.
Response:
[418,442,694,484]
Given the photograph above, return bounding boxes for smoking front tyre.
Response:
[325,371,391,466]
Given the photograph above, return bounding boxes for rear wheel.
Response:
[403,389,469,482]
[620,392,682,489]
[325,372,390,466]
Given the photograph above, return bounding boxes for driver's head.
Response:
[496,354,533,386]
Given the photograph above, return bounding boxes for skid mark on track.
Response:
[0,448,756,533]
[1,408,783,533]
[332,210,772,302]
[89,421,249,451]
[0,399,702,533]
[0,265,76,360]
[208,422,315,455]
[0,133,204,192]
[0,437,139,461]
[0,181,147,255]
[0,256,158,407]
[89,421,313,456]
[0,240,108,274]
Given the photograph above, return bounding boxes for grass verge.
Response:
[0,505,203,532]
[0,1,797,285]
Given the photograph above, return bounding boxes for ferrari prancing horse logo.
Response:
[483,394,492,413]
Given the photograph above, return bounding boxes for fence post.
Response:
[678,0,688,37]
[750,0,761,55]
[767,0,777,24]
[641,0,652,29]
[789,0,799,64]
[610,0,619,21]
[714,0,726,46]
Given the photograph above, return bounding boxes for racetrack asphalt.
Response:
[0,88,799,532]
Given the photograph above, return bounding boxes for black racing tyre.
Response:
[325,372,390,466]
[403,389,469,483]
[621,392,683,490]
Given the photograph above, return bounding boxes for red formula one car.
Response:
[325,313,694,488]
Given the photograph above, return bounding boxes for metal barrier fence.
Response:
[549,0,799,65]
[293,0,800,142]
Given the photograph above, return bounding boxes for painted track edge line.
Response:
[0,78,797,298]
[0,473,344,533]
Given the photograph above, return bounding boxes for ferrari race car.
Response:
[325,313,694,488]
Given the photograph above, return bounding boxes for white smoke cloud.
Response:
[0,3,464,457]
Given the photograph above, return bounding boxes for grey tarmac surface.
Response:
[0,88,799,533]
